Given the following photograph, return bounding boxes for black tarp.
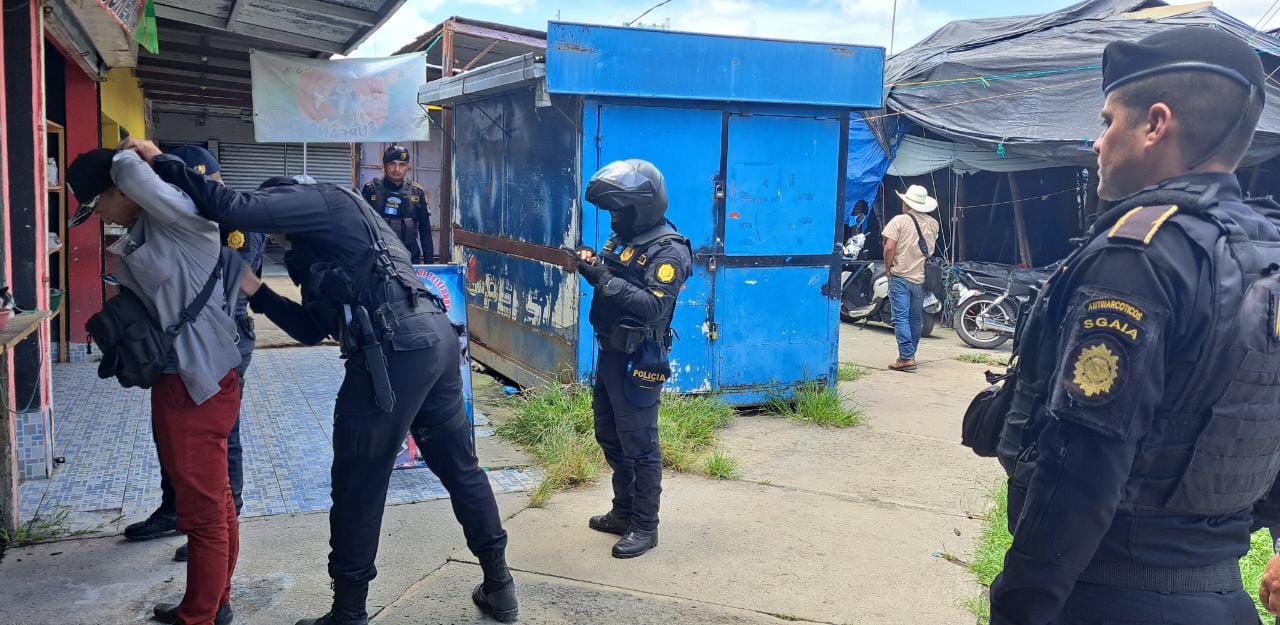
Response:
[879,0,1280,167]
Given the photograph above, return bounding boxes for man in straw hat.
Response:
[881,184,940,372]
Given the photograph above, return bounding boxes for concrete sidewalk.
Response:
[1,323,1001,625]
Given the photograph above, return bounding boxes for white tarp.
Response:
[888,135,1058,177]
[250,50,429,143]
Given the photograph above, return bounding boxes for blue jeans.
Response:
[889,276,925,360]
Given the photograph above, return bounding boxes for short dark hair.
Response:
[1112,71,1264,169]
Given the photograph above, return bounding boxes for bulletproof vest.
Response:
[1123,192,1280,516]
[368,178,423,256]
[285,185,431,323]
[1014,180,1280,517]
[591,222,691,346]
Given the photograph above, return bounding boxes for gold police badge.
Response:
[227,230,246,250]
[619,246,636,263]
[1072,343,1119,398]
[656,263,677,284]
[194,164,207,175]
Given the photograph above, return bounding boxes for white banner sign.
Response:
[250,50,429,143]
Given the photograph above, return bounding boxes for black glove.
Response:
[579,259,611,286]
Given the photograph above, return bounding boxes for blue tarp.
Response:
[845,116,906,230]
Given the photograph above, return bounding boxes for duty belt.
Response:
[1077,559,1242,593]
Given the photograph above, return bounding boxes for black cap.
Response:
[1103,27,1266,102]
[383,145,410,164]
[66,148,116,227]
[166,145,221,176]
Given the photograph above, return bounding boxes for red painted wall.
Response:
[64,65,100,343]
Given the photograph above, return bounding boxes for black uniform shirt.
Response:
[990,174,1278,625]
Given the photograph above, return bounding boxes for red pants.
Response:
[152,370,241,625]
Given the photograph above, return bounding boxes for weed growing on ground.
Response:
[767,382,864,428]
[837,363,869,382]
[703,449,740,480]
[956,353,1009,367]
[497,385,737,505]
[963,481,1274,624]
[0,507,99,547]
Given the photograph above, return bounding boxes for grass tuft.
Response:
[767,382,864,428]
[497,384,736,505]
[0,507,101,547]
[703,449,740,480]
[837,363,869,383]
[963,481,1275,624]
[956,354,1010,367]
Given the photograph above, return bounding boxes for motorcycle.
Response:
[951,262,1055,349]
[839,235,943,337]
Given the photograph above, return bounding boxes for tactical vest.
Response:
[285,185,434,334]
[1011,181,1280,517]
[590,223,691,351]
[367,178,425,257]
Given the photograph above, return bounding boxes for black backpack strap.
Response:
[168,256,224,337]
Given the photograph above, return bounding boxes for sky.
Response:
[348,0,1280,58]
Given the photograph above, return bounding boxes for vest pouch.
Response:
[608,318,648,354]
[624,339,670,408]
[310,262,357,305]
[1164,276,1280,515]
[961,374,1014,458]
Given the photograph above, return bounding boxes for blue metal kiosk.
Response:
[420,23,884,405]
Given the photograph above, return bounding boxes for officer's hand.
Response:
[118,138,163,164]
[576,246,597,264]
[240,264,263,297]
[578,260,610,286]
[1262,553,1280,614]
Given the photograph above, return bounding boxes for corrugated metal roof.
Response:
[139,0,405,116]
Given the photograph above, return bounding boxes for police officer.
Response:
[119,138,517,625]
[990,28,1280,624]
[573,159,692,559]
[121,145,267,567]
[362,145,433,263]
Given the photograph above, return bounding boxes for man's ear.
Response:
[1144,102,1175,149]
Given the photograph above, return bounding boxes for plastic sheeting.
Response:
[888,134,1059,176]
[844,115,896,227]
[880,0,1280,167]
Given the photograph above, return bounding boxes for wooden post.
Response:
[955,173,966,262]
[1084,167,1099,229]
[440,21,456,258]
[1008,174,1034,267]
[1249,164,1264,198]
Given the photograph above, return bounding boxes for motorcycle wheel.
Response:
[922,312,939,338]
[955,294,1012,349]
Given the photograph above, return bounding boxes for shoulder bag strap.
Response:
[168,256,224,336]
[907,213,931,256]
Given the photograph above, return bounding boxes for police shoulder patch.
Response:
[227,230,246,250]
[1108,204,1179,246]
[619,247,636,264]
[656,263,677,284]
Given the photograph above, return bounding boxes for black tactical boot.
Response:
[173,543,188,562]
[612,529,658,559]
[588,511,631,537]
[153,602,233,625]
[471,551,518,623]
[295,581,369,625]
[124,510,179,542]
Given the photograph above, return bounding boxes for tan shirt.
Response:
[883,211,940,284]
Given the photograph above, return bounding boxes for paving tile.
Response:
[26,346,536,532]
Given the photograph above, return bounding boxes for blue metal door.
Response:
[714,112,843,399]
[586,101,722,392]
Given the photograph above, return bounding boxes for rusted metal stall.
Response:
[423,24,884,405]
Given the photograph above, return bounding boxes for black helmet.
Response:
[586,159,668,238]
